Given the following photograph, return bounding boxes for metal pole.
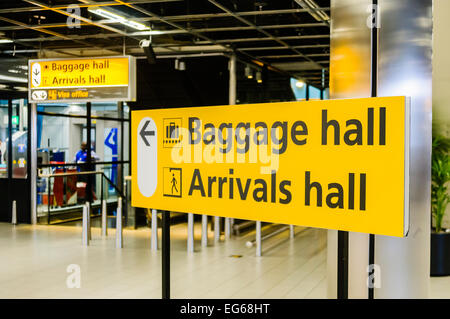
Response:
[337,230,349,299]
[116,197,123,248]
[151,209,158,251]
[30,103,37,225]
[161,211,170,299]
[229,53,237,105]
[82,203,89,246]
[87,201,91,241]
[187,213,194,253]
[225,217,231,239]
[289,225,295,239]
[214,216,220,243]
[201,215,208,247]
[101,199,107,236]
[256,221,262,257]
[11,200,17,225]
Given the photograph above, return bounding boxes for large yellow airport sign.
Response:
[132,97,410,237]
[28,56,136,103]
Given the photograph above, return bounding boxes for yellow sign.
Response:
[28,56,136,102]
[132,97,410,237]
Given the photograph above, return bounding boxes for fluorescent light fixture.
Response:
[88,7,150,31]
[0,39,13,43]
[296,80,305,88]
[8,69,19,74]
[294,0,330,23]
[18,65,28,71]
[0,74,27,83]
[13,86,28,91]
[133,30,164,36]
[0,84,7,89]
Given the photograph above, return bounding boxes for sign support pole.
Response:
[161,210,170,299]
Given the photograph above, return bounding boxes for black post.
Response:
[305,84,310,101]
[337,230,349,299]
[86,102,92,204]
[7,99,12,222]
[368,0,379,300]
[162,211,170,299]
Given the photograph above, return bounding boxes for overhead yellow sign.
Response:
[28,56,136,103]
[131,97,410,237]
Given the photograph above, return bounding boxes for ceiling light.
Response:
[88,7,150,31]
[0,74,27,83]
[256,71,262,83]
[0,39,13,44]
[18,65,28,71]
[245,65,253,79]
[0,84,7,89]
[13,86,28,91]
[296,80,305,88]
[8,69,19,74]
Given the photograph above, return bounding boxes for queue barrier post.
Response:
[187,213,194,253]
[11,200,17,225]
[151,209,158,251]
[116,197,123,248]
[82,204,89,246]
[101,199,107,236]
[201,215,208,247]
[214,216,220,243]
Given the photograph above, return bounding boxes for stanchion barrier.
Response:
[151,209,158,251]
[116,197,123,248]
[82,204,89,246]
[101,199,107,236]
[11,201,17,225]
[233,220,256,235]
[201,215,208,247]
[256,221,262,257]
[225,217,231,239]
[187,213,194,253]
[246,225,291,255]
[87,202,91,241]
[214,216,220,243]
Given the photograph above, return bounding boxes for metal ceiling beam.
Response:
[0,15,106,56]
[239,44,329,51]
[0,21,327,32]
[0,0,182,14]
[134,8,330,22]
[207,0,327,71]
[23,0,130,37]
[197,34,329,44]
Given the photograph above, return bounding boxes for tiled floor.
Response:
[0,221,448,299]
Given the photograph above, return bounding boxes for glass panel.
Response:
[308,85,322,100]
[0,100,8,178]
[37,102,87,116]
[92,101,120,119]
[12,99,28,179]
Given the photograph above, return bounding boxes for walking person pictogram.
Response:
[171,173,178,194]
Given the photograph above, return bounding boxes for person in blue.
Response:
[74,142,100,203]
[74,141,100,166]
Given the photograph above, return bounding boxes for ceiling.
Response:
[0,0,330,90]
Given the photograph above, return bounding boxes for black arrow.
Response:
[140,120,155,146]
[33,69,40,76]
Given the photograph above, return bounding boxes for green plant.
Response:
[431,132,450,233]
